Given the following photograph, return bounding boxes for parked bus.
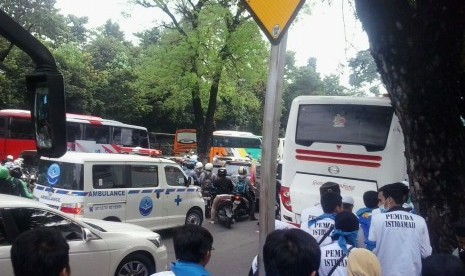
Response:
[210,130,262,162]
[0,109,161,160]
[280,96,407,225]
[173,129,197,156]
[150,132,175,156]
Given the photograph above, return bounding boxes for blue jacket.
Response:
[171,261,211,276]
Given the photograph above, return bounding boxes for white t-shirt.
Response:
[300,216,335,247]
[368,210,432,276]
[300,204,323,223]
[319,241,356,276]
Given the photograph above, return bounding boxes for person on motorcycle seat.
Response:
[199,163,217,192]
[234,166,257,221]
[9,165,34,199]
[209,168,234,224]
[188,162,203,186]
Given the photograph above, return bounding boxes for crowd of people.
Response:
[4,151,465,275]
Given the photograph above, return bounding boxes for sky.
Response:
[54,0,369,81]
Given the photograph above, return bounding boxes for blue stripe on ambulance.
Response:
[165,188,176,194]
[177,189,186,192]
[128,190,140,194]
[142,189,153,194]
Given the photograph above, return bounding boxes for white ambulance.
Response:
[33,152,205,230]
[280,96,407,225]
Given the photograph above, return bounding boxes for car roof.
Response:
[0,194,49,209]
[40,151,176,164]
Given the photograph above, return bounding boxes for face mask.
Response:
[379,205,387,213]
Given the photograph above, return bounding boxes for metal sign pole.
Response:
[258,32,288,275]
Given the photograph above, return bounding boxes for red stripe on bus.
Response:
[295,149,382,161]
[295,155,381,168]
[89,120,102,125]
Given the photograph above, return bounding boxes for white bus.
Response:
[280,96,407,225]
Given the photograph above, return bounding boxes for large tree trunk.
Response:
[355,0,465,252]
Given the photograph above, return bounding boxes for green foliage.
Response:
[348,49,384,96]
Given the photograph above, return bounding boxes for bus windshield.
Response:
[212,136,261,148]
[296,104,394,151]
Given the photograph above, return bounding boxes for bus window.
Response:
[9,118,34,139]
[296,104,393,151]
[84,125,110,144]
[0,117,6,138]
[66,122,82,142]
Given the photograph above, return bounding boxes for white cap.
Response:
[6,155,13,160]
[342,195,354,205]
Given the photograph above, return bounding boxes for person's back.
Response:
[213,174,233,195]
[356,191,378,250]
[301,192,342,246]
[369,183,432,276]
[0,166,16,196]
[11,227,70,276]
[319,211,360,276]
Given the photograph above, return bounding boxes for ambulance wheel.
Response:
[115,252,155,276]
[185,209,203,226]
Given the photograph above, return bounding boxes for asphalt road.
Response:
[157,218,260,275]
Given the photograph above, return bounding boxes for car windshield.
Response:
[37,160,84,190]
[224,164,250,176]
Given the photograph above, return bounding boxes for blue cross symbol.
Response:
[174,195,182,206]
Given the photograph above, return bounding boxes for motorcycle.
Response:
[232,193,251,222]
[216,195,234,229]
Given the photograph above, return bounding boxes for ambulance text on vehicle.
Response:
[280,96,407,225]
[33,152,205,231]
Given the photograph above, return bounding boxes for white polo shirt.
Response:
[368,208,432,276]
[300,216,335,246]
[300,204,323,223]
[319,241,356,276]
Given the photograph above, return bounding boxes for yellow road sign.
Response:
[242,0,305,44]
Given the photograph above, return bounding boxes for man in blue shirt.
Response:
[152,224,213,276]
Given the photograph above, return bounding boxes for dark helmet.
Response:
[218,168,227,177]
[9,165,22,178]
[186,162,195,170]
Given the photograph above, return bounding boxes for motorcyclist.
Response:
[234,166,257,221]
[209,168,234,224]
[9,165,34,199]
[199,163,217,191]
[184,161,195,176]
[189,162,203,186]
[0,166,17,195]
[3,155,14,169]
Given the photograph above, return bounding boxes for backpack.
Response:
[235,178,248,194]
[201,173,213,191]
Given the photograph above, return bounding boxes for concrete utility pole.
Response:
[258,32,287,275]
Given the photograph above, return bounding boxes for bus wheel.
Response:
[185,209,203,226]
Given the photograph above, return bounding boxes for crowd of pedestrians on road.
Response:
[8,180,465,276]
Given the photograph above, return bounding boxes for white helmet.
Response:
[204,163,213,171]
[195,162,203,170]
[6,155,13,161]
